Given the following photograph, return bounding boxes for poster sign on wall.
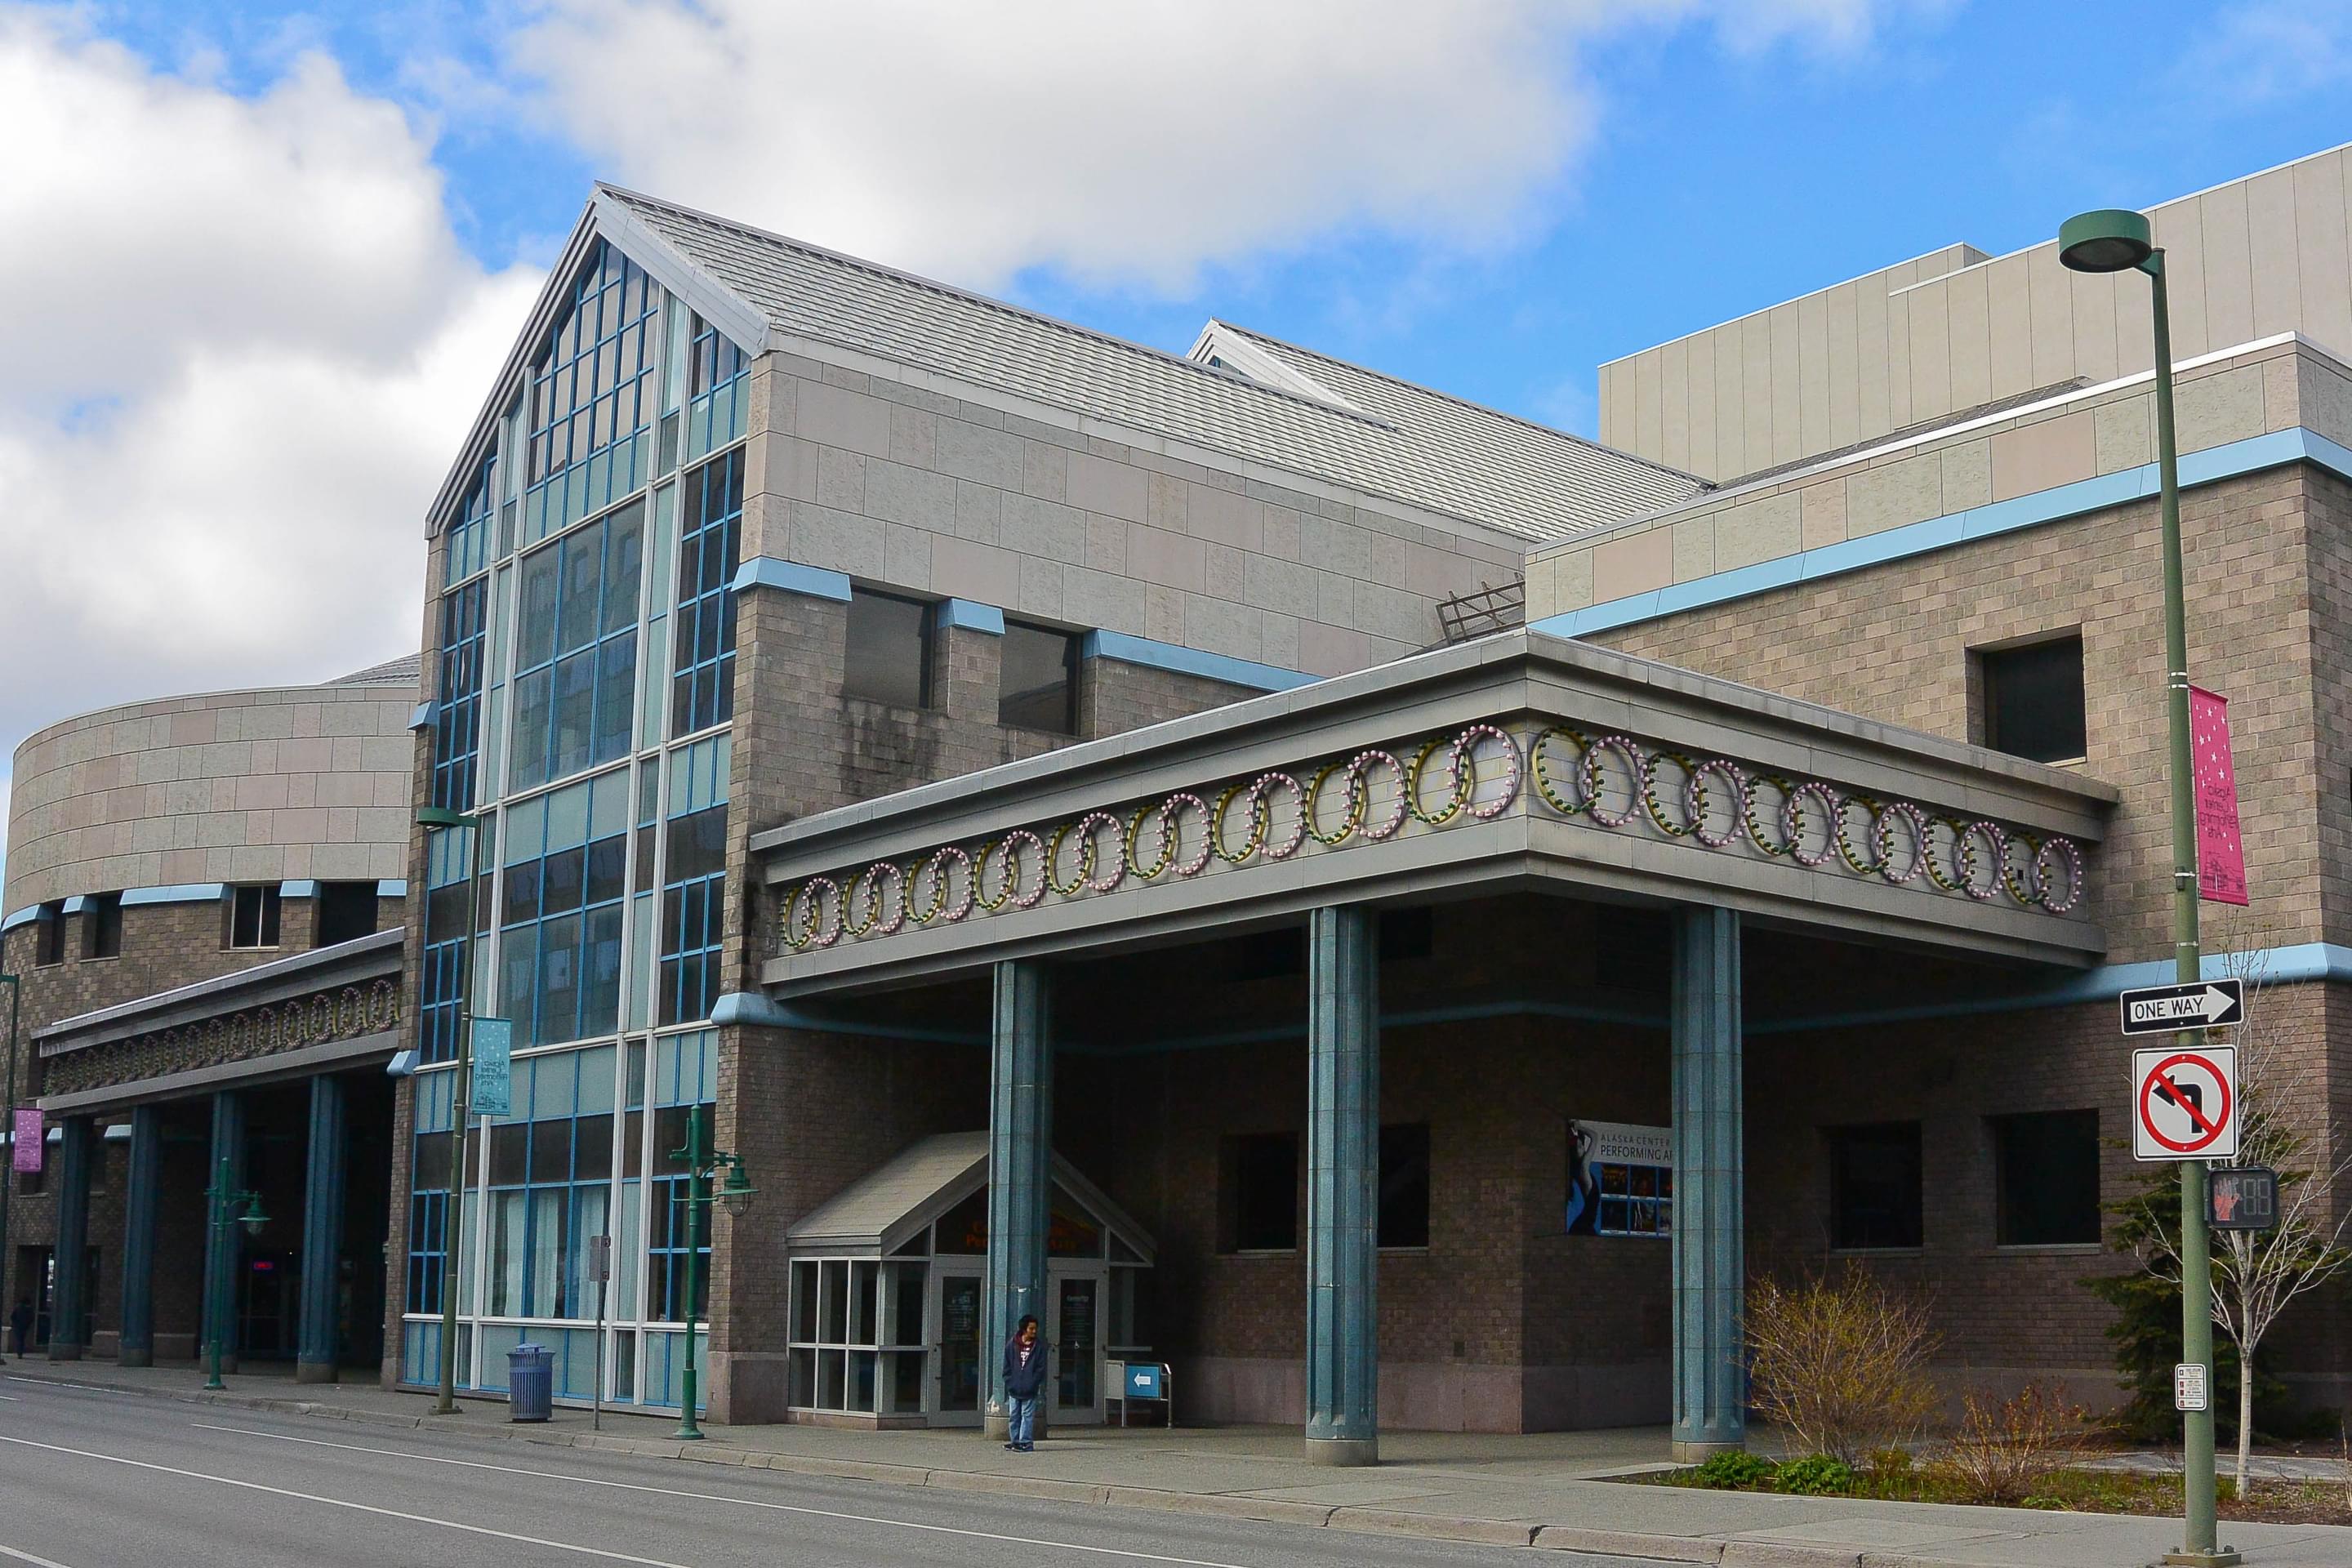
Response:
[470,1018,514,1118]
[2189,685,2248,906]
[11,1107,41,1174]
[1566,1120,1673,1238]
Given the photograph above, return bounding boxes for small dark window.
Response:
[844,589,932,708]
[1981,635,2086,764]
[1379,1124,1432,1248]
[1993,1110,2101,1245]
[314,882,380,947]
[229,885,282,949]
[1828,1121,1923,1250]
[999,621,1079,733]
[1221,1131,1299,1252]
[1379,906,1435,962]
[83,893,122,960]
[33,902,65,967]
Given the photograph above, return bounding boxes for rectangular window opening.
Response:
[1378,1123,1432,1249]
[1979,634,2086,764]
[315,882,381,947]
[844,589,933,710]
[1219,1131,1298,1253]
[998,620,1078,734]
[34,901,65,967]
[1827,1120,1922,1250]
[227,885,282,950]
[1992,1109,2101,1246]
[82,893,122,960]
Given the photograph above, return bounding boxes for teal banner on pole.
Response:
[470,1018,514,1117]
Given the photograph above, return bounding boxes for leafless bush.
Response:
[1931,1380,2093,1505]
[1747,1263,1941,1465]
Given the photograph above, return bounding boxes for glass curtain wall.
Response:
[404,234,748,1410]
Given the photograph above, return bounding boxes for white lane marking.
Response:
[0,1432,690,1567]
[0,1545,76,1568]
[195,1423,1263,1568]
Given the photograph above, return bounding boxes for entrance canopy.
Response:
[752,630,2115,997]
[787,1131,1156,1263]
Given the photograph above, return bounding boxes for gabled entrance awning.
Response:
[786,1131,1156,1263]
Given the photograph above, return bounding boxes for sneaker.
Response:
[1003,1441,1018,1450]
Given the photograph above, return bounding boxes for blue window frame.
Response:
[670,450,742,737]
[419,826,480,1066]
[446,453,494,587]
[481,1045,618,1321]
[646,1031,715,1324]
[498,770,630,1049]
[526,242,659,542]
[684,315,748,463]
[657,737,729,1027]
[406,1069,458,1313]
[509,501,643,794]
[432,580,488,813]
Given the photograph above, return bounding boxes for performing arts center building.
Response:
[16,142,2352,1463]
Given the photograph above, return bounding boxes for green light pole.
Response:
[202,1156,268,1390]
[0,973,18,1366]
[2058,208,2238,1568]
[416,804,483,1418]
[667,1103,755,1441]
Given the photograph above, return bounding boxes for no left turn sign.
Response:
[2132,1045,2238,1161]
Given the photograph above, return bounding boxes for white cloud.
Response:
[0,8,538,757]
[501,0,1932,293]
[2176,1,2352,108]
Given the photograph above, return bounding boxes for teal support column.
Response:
[296,1075,347,1383]
[49,1116,93,1361]
[1671,906,1745,1459]
[203,1091,247,1374]
[983,959,1051,1441]
[1305,905,1379,1466]
[118,1105,162,1367]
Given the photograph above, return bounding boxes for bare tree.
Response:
[2132,932,2352,1490]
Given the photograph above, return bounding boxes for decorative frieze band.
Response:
[39,978,403,1098]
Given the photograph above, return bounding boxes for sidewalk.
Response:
[6,1358,2349,1566]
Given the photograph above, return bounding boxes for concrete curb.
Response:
[0,1369,2126,1568]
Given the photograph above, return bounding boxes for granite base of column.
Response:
[47,1343,84,1362]
[119,1348,153,1369]
[1673,1438,1744,1463]
[296,1361,339,1384]
[1303,1437,1378,1467]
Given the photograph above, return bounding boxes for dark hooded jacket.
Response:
[1003,1333,1047,1397]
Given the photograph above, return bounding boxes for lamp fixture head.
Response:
[2058,208,2154,274]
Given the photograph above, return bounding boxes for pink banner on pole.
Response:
[11,1107,42,1175]
[2190,685,2249,906]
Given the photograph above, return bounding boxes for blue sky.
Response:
[0,0,2347,808]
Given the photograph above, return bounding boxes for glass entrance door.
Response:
[1049,1270,1102,1423]
[933,1268,984,1426]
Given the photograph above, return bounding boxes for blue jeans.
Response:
[1009,1393,1038,1449]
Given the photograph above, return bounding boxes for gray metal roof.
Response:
[785,1130,1156,1262]
[594,185,1705,543]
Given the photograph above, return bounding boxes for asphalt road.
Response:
[0,1379,1650,1568]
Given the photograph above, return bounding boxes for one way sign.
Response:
[2119,978,2245,1035]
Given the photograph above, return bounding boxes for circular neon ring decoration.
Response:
[1784,781,1839,867]
[1303,762,1358,846]
[1743,773,1796,856]
[1958,821,2007,902]
[1348,750,1410,841]
[1454,724,1521,822]
[1127,804,1174,880]
[1642,750,1701,837]
[787,877,842,949]
[1922,816,1968,893]
[861,861,907,936]
[907,850,949,924]
[1072,812,1126,893]
[931,845,975,922]
[1211,783,1263,864]
[1580,734,1644,828]
[1689,758,1744,849]
[1165,793,1214,876]
[1405,737,1468,826]
[1045,822,1096,897]
[2033,835,2084,913]
[1251,773,1309,860]
[1873,801,1929,885]
[1833,794,1882,876]
[1530,727,1588,816]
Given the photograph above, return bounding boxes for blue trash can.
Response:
[509,1343,554,1423]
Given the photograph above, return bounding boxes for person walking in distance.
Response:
[1002,1314,1046,1452]
[8,1297,31,1356]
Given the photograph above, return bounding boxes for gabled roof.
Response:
[784,1130,1156,1263]
[581,185,1706,543]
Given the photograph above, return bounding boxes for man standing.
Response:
[8,1297,31,1357]
[1002,1314,1046,1453]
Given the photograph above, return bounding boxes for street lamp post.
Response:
[416,804,482,1418]
[0,973,18,1366]
[667,1102,755,1441]
[2058,207,2238,1568]
[202,1156,268,1391]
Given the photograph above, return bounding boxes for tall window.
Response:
[433,577,488,813]
[227,885,281,950]
[1993,1110,2101,1245]
[315,882,380,947]
[407,1068,459,1314]
[670,450,742,737]
[482,1044,617,1321]
[1827,1122,1923,1250]
[1000,621,1078,733]
[1220,1132,1298,1252]
[845,590,932,708]
[684,314,749,464]
[1980,635,2086,764]
[525,242,659,542]
[419,826,479,1065]
[646,1032,717,1323]
[509,501,643,793]
[498,770,629,1049]
[82,893,122,960]
[1378,1124,1432,1249]
[33,902,64,967]
[658,737,730,1028]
